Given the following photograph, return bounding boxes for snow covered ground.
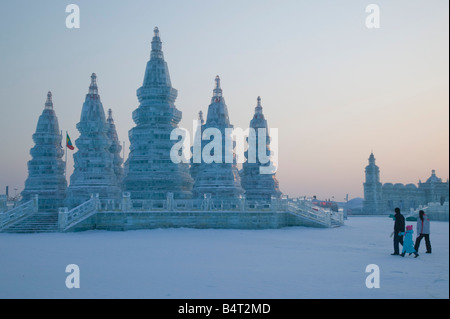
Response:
[0,216,448,299]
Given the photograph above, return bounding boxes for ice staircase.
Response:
[0,196,99,233]
[286,200,343,228]
[0,212,59,233]
[0,196,41,233]
[59,197,99,232]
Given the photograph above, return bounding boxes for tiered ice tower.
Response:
[240,97,282,201]
[191,76,244,199]
[123,27,193,200]
[65,74,122,208]
[22,92,67,211]
[107,109,124,186]
[362,152,383,214]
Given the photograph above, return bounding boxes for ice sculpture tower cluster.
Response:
[22,27,283,212]
[191,76,245,199]
[65,74,122,208]
[22,92,67,211]
[123,27,193,200]
[240,97,282,200]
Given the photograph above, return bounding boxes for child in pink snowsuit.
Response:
[399,225,419,258]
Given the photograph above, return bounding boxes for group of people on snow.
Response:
[391,208,432,258]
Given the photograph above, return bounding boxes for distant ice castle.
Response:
[363,152,449,216]
[0,28,342,232]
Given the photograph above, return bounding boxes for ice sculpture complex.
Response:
[240,97,282,200]
[191,76,244,199]
[21,92,67,211]
[1,28,351,234]
[65,74,122,208]
[123,27,193,200]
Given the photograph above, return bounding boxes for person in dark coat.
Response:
[391,207,405,255]
[414,210,432,254]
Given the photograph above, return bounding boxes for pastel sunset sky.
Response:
[0,0,448,200]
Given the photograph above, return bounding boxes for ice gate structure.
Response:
[0,28,344,233]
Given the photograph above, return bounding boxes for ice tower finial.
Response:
[45,91,53,109]
[368,152,376,164]
[89,73,98,96]
[107,108,114,124]
[213,75,222,99]
[255,96,263,114]
[250,96,267,128]
[215,75,221,89]
[151,26,163,56]
[198,110,204,124]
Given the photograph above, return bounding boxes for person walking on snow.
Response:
[399,225,419,258]
[414,210,432,254]
[391,207,405,256]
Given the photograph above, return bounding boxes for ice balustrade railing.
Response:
[58,194,99,230]
[99,194,274,212]
[61,193,284,214]
[109,193,284,212]
[286,198,345,226]
[286,200,331,225]
[98,194,336,213]
[0,195,38,229]
[57,193,343,228]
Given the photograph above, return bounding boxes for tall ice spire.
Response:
[65,73,122,208]
[191,76,244,199]
[363,152,382,214]
[123,28,193,200]
[22,91,67,211]
[240,97,281,201]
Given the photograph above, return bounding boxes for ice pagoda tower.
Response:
[191,76,244,199]
[123,27,193,200]
[65,73,122,208]
[22,92,67,211]
[362,152,383,214]
[107,109,124,186]
[240,97,282,201]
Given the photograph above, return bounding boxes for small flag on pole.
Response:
[66,133,75,150]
